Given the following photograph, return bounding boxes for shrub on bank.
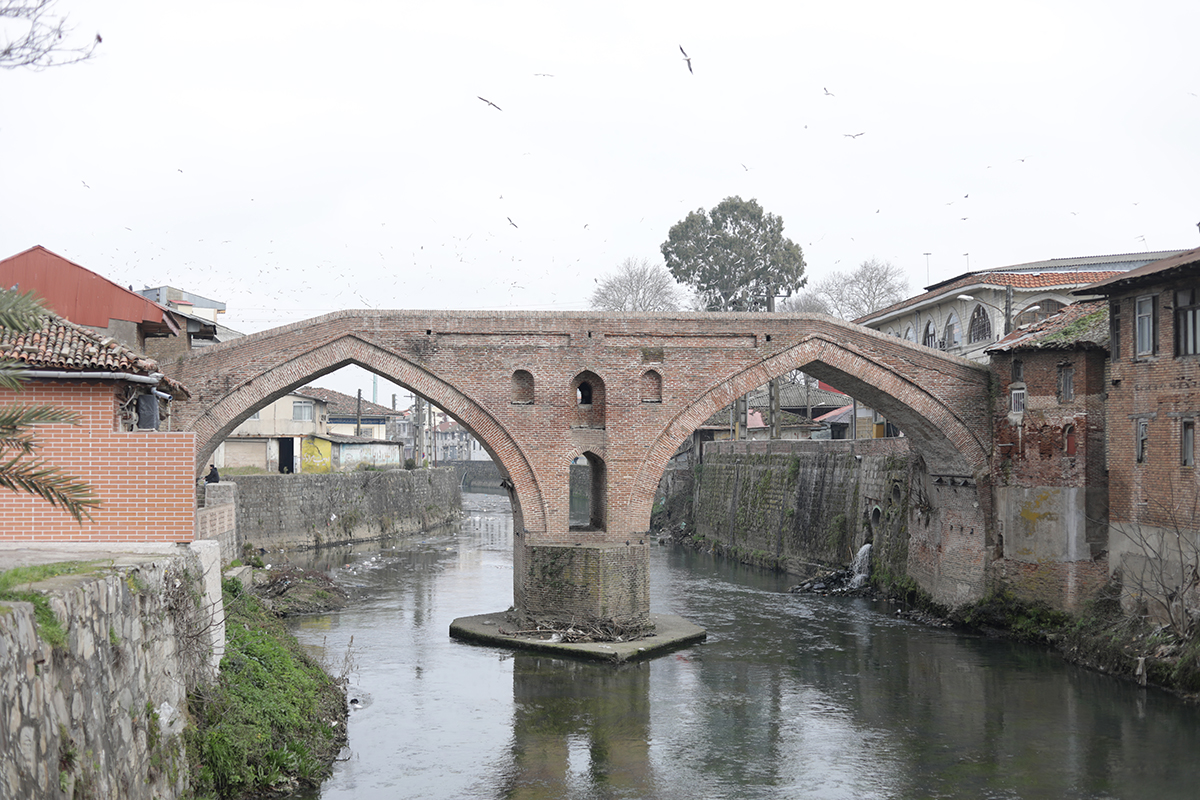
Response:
[186,584,347,798]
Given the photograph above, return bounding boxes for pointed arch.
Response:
[185,334,546,534]
[625,333,990,527]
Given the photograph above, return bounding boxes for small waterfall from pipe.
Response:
[848,543,872,589]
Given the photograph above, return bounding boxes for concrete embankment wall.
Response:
[443,460,502,492]
[691,439,911,579]
[0,542,223,800]
[233,468,462,551]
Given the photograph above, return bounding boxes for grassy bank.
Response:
[186,580,348,798]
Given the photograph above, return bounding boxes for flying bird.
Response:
[533,73,554,77]
[507,217,518,228]
[824,87,835,96]
[844,132,864,138]
[95,33,102,44]
[679,45,693,74]
[477,96,502,111]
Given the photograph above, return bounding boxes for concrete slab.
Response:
[0,542,189,573]
[449,611,706,663]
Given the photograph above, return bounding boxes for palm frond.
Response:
[0,288,46,331]
[0,455,100,522]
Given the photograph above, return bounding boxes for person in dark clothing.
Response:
[205,465,220,484]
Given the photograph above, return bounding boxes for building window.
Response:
[1059,365,1075,403]
[1064,424,1077,456]
[968,306,992,343]
[1136,295,1157,356]
[1014,299,1065,328]
[1012,359,1024,382]
[577,381,593,405]
[1010,387,1026,414]
[904,325,915,342]
[944,311,961,348]
[247,411,260,421]
[923,321,938,348]
[293,400,314,422]
[1176,289,1200,356]
[1183,420,1195,467]
[1136,418,1149,463]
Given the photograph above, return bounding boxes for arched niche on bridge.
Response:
[640,369,662,403]
[569,450,607,532]
[511,369,534,404]
[571,370,605,429]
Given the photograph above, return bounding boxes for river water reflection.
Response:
[287,494,1200,799]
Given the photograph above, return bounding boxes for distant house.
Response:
[294,385,403,441]
[0,245,240,356]
[0,310,195,541]
[1078,246,1200,619]
[217,390,330,473]
[855,249,1188,363]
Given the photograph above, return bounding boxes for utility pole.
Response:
[767,291,780,440]
[355,389,363,437]
[414,397,425,467]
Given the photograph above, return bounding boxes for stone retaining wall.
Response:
[0,542,223,800]
[233,468,461,551]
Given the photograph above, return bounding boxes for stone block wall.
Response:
[517,543,650,624]
[693,439,910,579]
[0,544,222,800]
[196,482,238,563]
[232,468,461,550]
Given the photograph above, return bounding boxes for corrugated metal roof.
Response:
[1076,246,1200,295]
[0,246,170,329]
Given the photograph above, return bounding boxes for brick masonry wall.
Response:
[231,468,461,550]
[1104,282,1200,617]
[0,381,196,542]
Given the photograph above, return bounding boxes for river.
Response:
[286,493,1200,800]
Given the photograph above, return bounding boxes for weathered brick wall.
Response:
[0,381,196,542]
[986,348,1110,609]
[232,468,461,550]
[1104,282,1200,618]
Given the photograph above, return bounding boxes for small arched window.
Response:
[944,311,961,348]
[923,321,938,348]
[968,306,992,343]
[640,370,662,403]
[1014,299,1065,328]
[511,370,534,404]
[904,325,915,342]
[577,382,593,405]
[1064,424,1077,456]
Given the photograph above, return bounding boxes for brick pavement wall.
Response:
[0,381,196,542]
[232,468,461,550]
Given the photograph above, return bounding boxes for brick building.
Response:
[0,311,195,542]
[986,300,1111,608]
[1081,247,1200,620]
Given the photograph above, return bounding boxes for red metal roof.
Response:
[0,245,169,329]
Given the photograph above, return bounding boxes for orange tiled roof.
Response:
[2,312,161,376]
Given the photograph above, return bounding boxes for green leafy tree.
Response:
[0,288,99,521]
[660,196,806,311]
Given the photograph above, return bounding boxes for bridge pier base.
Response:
[514,541,650,625]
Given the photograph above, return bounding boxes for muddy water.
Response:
[287,494,1200,799]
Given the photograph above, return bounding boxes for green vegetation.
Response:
[0,561,100,649]
[186,586,346,798]
[952,586,1072,643]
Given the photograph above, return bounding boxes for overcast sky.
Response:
[4,1,1198,403]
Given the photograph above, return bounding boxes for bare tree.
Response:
[590,257,684,312]
[812,258,909,321]
[777,290,831,315]
[1109,488,1200,641]
[1,0,99,70]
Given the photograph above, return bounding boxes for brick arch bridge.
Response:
[165,310,992,622]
